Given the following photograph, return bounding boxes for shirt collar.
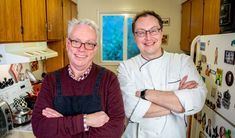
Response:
[68,64,92,82]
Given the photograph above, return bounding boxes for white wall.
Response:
[76,0,184,73]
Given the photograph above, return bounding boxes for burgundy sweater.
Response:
[32,64,125,138]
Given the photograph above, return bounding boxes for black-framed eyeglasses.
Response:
[134,26,162,37]
[68,38,97,50]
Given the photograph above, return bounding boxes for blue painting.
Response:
[127,17,140,59]
[102,16,124,61]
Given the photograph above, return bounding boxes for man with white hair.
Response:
[32,18,125,138]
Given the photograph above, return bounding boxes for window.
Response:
[100,13,139,64]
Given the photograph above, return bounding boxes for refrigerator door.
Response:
[190,33,235,138]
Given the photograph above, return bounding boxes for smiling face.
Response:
[66,24,98,71]
[134,15,163,60]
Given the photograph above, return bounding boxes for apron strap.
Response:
[54,67,105,96]
[93,67,105,96]
[54,70,62,96]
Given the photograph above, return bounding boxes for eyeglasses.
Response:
[134,27,162,37]
[68,38,97,50]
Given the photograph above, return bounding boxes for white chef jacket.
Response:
[117,51,207,138]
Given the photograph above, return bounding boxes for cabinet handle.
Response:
[21,26,24,34]
[48,23,52,32]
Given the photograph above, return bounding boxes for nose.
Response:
[78,43,86,51]
[144,31,151,40]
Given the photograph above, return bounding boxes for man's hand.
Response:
[135,75,198,99]
[179,75,198,90]
[86,111,109,127]
[42,107,63,118]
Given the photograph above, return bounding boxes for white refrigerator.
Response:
[190,33,235,138]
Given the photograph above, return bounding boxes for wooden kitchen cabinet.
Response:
[45,41,64,72]
[180,0,203,53]
[0,0,22,42]
[46,0,63,40]
[180,1,191,52]
[180,0,220,52]
[45,0,78,72]
[63,0,78,66]
[71,1,78,19]
[203,0,220,35]
[21,0,47,41]
[190,0,203,43]
[1,0,63,42]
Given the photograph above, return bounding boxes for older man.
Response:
[32,18,125,138]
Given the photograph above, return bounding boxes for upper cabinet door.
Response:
[0,0,22,42]
[71,2,78,19]
[47,0,63,40]
[190,0,203,42]
[203,0,220,35]
[180,1,191,52]
[21,0,47,41]
[63,0,72,39]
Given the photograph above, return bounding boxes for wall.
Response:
[77,0,184,73]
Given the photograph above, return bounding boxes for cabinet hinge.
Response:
[21,26,24,34]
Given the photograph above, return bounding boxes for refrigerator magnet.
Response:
[216,92,222,108]
[215,68,223,86]
[212,126,219,138]
[224,50,235,65]
[200,42,206,51]
[225,71,234,86]
[196,60,202,74]
[231,39,235,46]
[214,47,218,65]
[205,64,211,76]
[206,118,212,137]
[211,87,217,98]
[210,69,216,75]
[222,90,231,109]
[201,113,207,130]
[201,55,207,63]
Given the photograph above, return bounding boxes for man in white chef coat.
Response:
[118,10,207,138]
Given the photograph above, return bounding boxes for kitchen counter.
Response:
[5,131,35,138]
[5,123,35,138]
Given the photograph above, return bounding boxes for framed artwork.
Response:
[162,34,168,45]
[99,12,140,64]
[162,18,170,26]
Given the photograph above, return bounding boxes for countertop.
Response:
[5,131,35,138]
[5,123,35,138]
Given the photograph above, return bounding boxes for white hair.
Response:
[67,18,99,42]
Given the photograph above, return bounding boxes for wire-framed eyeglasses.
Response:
[134,26,162,37]
[68,38,97,50]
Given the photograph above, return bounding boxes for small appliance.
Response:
[0,99,13,137]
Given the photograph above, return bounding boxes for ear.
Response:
[94,44,99,52]
[66,38,70,50]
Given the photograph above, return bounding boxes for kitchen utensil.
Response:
[12,107,32,125]
[25,92,37,109]
[10,64,23,82]
[32,82,41,96]
[25,69,37,83]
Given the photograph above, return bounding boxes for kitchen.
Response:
[0,0,234,138]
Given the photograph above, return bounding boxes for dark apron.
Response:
[53,68,104,116]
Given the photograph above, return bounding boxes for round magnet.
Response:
[225,71,234,86]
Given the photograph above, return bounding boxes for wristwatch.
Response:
[140,89,147,100]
